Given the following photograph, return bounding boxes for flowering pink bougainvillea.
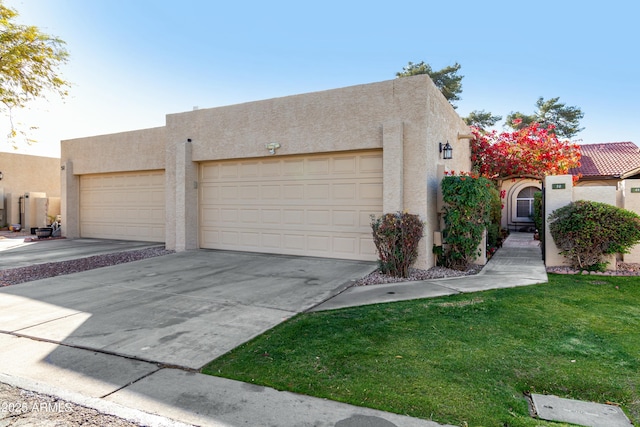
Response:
[470,121,582,182]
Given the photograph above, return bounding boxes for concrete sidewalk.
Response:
[311,232,547,311]
[0,233,545,427]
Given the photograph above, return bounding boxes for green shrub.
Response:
[548,200,640,271]
[486,185,502,250]
[441,174,494,270]
[371,212,424,277]
[533,191,544,245]
[533,191,543,232]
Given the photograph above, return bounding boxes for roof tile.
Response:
[571,141,640,178]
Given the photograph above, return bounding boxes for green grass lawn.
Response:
[202,274,640,427]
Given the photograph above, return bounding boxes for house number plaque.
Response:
[551,183,566,190]
[631,188,640,193]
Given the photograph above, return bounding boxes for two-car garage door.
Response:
[199,151,383,261]
[78,151,383,260]
[79,171,165,242]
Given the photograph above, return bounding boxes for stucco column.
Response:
[382,120,403,213]
[622,179,640,262]
[544,175,573,266]
[60,161,79,238]
[170,139,198,252]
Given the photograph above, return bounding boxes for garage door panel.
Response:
[308,158,330,174]
[333,210,357,227]
[283,160,304,175]
[240,185,260,200]
[200,151,382,260]
[259,233,278,248]
[221,164,239,178]
[333,236,357,254]
[360,154,384,174]
[240,232,260,247]
[240,209,260,223]
[283,209,304,225]
[202,164,220,180]
[333,156,357,174]
[308,210,330,226]
[240,162,260,178]
[261,209,281,224]
[307,184,330,200]
[80,171,165,243]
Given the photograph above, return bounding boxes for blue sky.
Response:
[2,0,639,158]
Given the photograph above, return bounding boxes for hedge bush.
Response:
[548,200,640,271]
[371,212,424,277]
[533,191,543,233]
[441,174,494,270]
[486,185,503,250]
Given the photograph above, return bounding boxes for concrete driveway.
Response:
[0,244,375,371]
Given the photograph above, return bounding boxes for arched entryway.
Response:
[504,180,541,231]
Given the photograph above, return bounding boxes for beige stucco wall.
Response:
[573,186,617,206]
[60,76,471,269]
[60,127,166,238]
[621,179,640,263]
[165,75,471,268]
[0,152,60,227]
[61,127,166,175]
[544,175,574,268]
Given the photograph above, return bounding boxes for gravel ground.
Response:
[0,383,146,427]
[0,247,174,287]
[547,262,640,276]
[355,265,483,286]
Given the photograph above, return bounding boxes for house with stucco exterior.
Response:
[61,75,474,269]
[500,141,640,232]
[0,152,61,230]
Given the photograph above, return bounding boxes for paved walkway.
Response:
[0,233,546,427]
[312,232,547,311]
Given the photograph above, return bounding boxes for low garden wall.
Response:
[544,175,640,268]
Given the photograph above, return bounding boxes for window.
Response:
[516,187,538,219]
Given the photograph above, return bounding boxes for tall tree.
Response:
[0,1,69,143]
[506,97,584,139]
[396,61,463,108]
[463,110,502,130]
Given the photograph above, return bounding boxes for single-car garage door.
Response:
[80,171,165,242]
[200,151,383,260]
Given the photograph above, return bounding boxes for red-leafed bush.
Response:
[471,121,581,181]
[371,212,424,278]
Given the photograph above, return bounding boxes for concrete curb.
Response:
[0,372,196,427]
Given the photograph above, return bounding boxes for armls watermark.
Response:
[1,400,74,414]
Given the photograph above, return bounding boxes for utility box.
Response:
[0,186,4,226]
[22,192,47,230]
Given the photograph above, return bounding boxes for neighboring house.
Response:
[500,141,640,232]
[570,141,640,186]
[0,152,61,230]
[61,75,474,269]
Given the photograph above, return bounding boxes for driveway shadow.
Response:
[0,250,375,383]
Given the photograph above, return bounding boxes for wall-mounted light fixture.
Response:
[439,141,453,160]
[0,171,3,180]
[266,142,281,155]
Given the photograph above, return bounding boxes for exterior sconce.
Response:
[0,171,3,180]
[266,142,281,155]
[439,141,453,159]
